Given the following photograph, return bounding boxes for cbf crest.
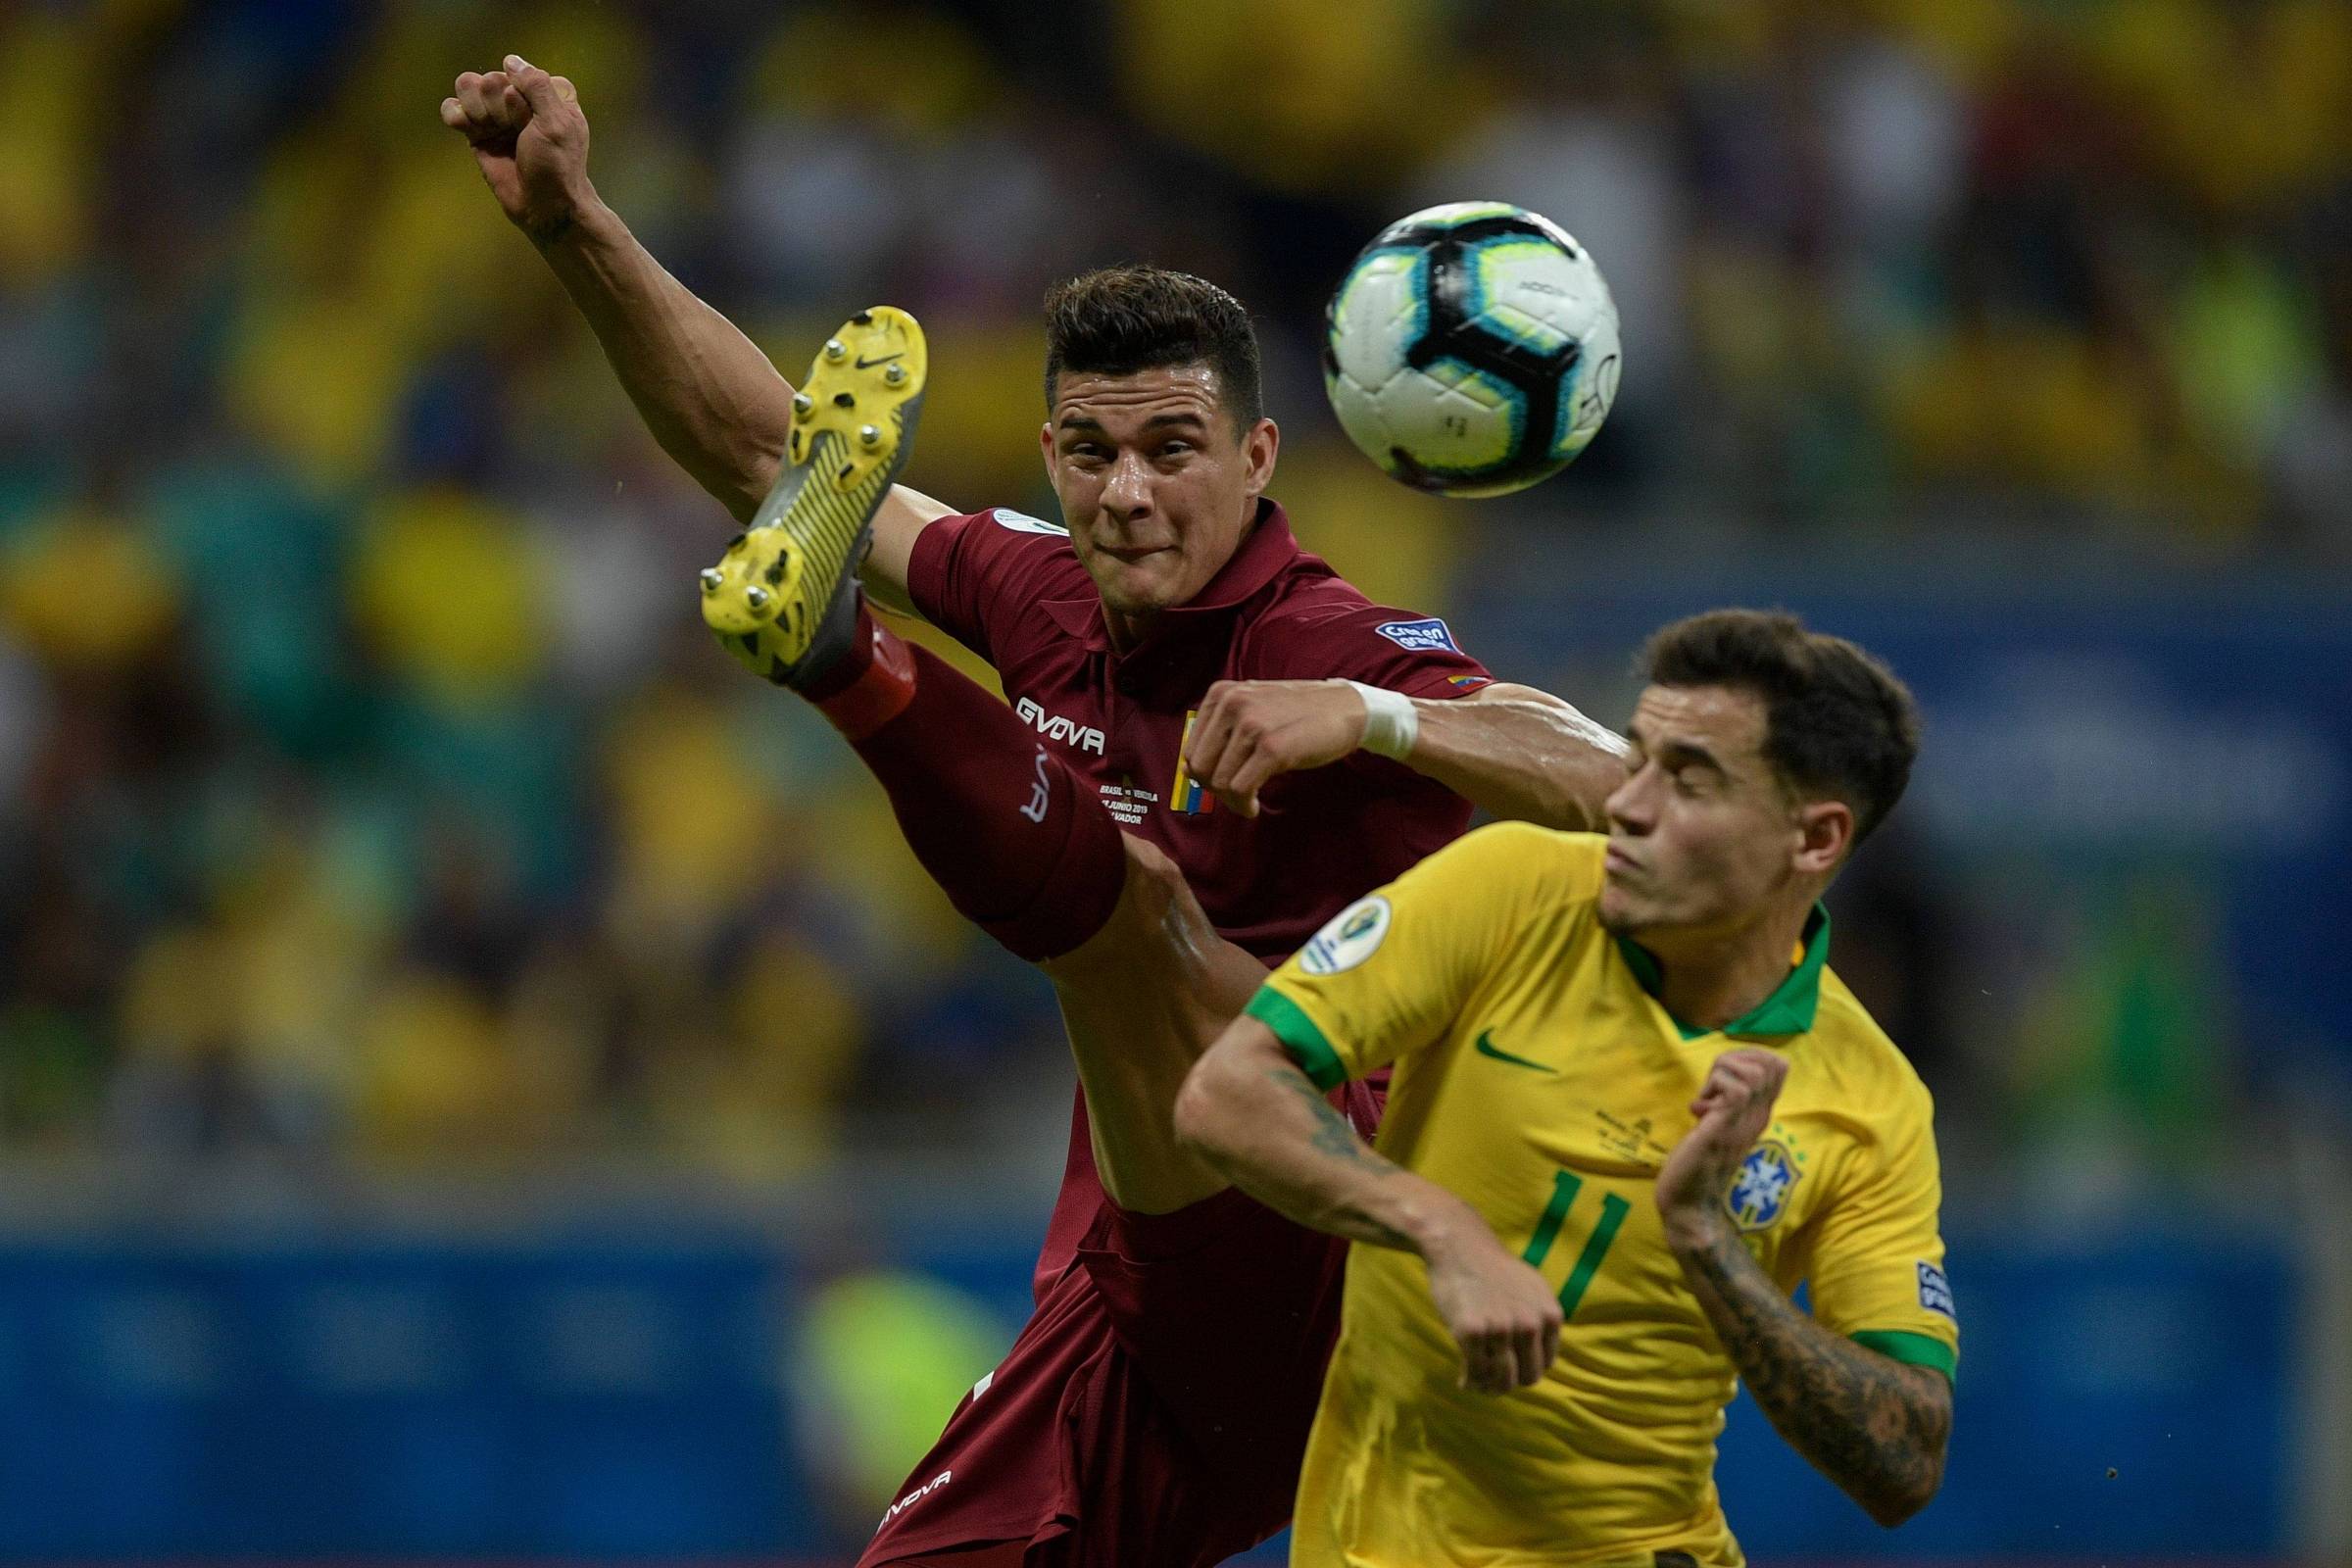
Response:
[1726,1140,1800,1232]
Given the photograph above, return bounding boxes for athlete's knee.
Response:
[969,771,1128,963]
[1047,835,1203,977]
[1118,836,1194,928]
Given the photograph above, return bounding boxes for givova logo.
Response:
[1016,697,1106,755]
[878,1470,954,1534]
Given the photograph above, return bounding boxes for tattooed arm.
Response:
[1658,1049,1950,1526]
[1668,1219,1950,1526]
[1176,1016,1456,1250]
[1176,1016,1566,1392]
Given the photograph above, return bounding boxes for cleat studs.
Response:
[745,586,771,612]
[883,363,907,385]
[699,567,724,593]
[822,338,847,362]
[833,391,856,408]
[858,424,882,447]
[791,391,814,416]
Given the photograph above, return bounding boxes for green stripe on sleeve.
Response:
[1850,1329,1957,1386]
[1246,987,1349,1091]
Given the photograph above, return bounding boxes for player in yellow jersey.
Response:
[1177,609,1953,1566]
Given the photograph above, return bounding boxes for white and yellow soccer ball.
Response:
[1322,201,1621,498]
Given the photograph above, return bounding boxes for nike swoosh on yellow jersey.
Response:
[1473,1031,1554,1073]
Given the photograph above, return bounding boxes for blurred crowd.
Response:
[0,0,2345,1173]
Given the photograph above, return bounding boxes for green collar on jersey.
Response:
[1616,904,1832,1042]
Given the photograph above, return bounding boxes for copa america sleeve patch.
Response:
[1374,616,1459,654]
[1298,896,1392,975]
[1917,1260,1957,1321]
[991,507,1068,536]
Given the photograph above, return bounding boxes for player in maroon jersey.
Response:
[444,60,1629,1566]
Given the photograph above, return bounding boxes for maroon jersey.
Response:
[870,499,1493,1564]
[908,499,1489,1268]
[909,499,1489,960]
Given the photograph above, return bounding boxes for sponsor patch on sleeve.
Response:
[1374,616,1460,654]
[1298,896,1392,976]
[991,508,1069,536]
[1917,1259,1957,1321]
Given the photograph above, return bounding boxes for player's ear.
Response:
[1242,416,1279,497]
[1791,799,1852,876]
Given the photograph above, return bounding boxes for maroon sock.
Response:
[817,609,1127,962]
[800,603,916,736]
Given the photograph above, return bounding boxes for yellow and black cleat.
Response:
[700,306,927,687]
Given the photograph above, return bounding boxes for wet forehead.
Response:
[1629,684,1770,772]
[1052,363,1225,433]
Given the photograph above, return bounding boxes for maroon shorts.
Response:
[858,1149,1371,1567]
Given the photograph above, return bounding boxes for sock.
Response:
[801,603,917,739]
[823,611,1128,962]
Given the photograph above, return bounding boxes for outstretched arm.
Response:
[439,57,949,613]
[1658,1051,1951,1527]
[1174,1017,1567,1394]
[1393,683,1628,829]
[1183,678,1627,829]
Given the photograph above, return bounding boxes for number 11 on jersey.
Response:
[1521,1170,1631,1318]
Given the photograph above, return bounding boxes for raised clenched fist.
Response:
[1182,678,1375,818]
[1655,1047,1790,1241]
[438,55,595,245]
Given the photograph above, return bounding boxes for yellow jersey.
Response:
[1248,824,1957,1568]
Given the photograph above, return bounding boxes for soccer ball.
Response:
[1322,201,1621,498]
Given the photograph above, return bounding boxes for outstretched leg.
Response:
[703,309,1262,1212]
[822,624,1262,1212]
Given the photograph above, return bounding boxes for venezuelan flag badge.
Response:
[1170,710,1213,815]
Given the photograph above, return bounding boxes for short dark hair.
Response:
[1043,266,1264,431]
[1642,609,1920,846]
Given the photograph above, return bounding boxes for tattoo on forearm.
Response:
[527,212,577,250]
[1268,1068,1414,1250]
[1680,1230,1949,1522]
[1272,1068,1391,1169]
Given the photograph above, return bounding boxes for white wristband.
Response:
[1348,681,1420,760]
